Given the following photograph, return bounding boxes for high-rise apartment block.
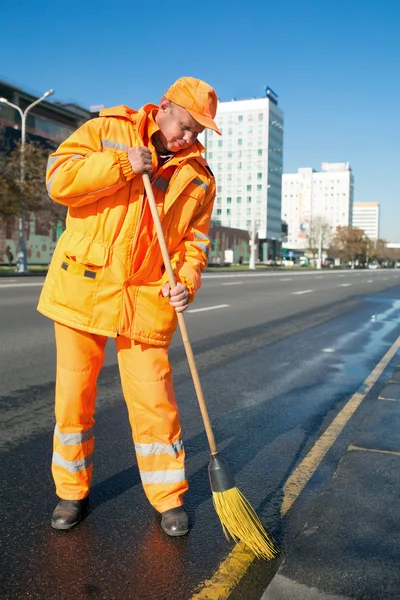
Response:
[200,88,284,261]
[282,162,354,250]
[352,202,380,240]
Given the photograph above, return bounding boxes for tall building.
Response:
[282,162,354,250]
[352,202,380,240]
[200,88,284,261]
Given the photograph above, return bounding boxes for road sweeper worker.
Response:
[37,76,220,536]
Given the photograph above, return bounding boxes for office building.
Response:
[352,202,380,240]
[282,162,354,250]
[200,88,284,261]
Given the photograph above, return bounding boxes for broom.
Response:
[142,173,279,559]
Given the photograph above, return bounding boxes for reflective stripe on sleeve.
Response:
[193,232,211,256]
[101,139,130,151]
[54,424,94,446]
[140,469,186,485]
[52,451,93,473]
[46,154,85,194]
[135,439,184,457]
[193,178,209,192]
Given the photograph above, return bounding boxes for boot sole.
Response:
[51,518,81,531]
[161,525,189,537]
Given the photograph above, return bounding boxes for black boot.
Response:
[160,506,189,537]
[51,498,88,530]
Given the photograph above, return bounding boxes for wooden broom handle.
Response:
[142,173,218,455]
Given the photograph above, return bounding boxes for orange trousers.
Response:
[52,322,187,513]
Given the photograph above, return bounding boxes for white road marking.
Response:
[339,283,352,287]
[280,278,292,281]
[367,280,373,283]
[0,282,43,289]
[202,269,388,281]
[292,290,313,295]
[322,348,335,353]
[187,304,230,314]
[222,282,243,286]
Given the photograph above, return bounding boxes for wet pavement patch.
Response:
[352,400,400,453]
[264,450,400,599]
[378,382,400,401]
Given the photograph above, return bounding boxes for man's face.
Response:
[155,99,205,152]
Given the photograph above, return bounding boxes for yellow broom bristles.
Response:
[212,487,279,560]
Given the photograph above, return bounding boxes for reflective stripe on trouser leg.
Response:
[52,322,106,500]
[116,337,188,513]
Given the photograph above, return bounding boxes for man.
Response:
[38,77,220,536]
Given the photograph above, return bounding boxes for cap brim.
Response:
[186,108,221,135]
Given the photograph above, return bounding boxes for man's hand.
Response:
[127,146,153,174]
[161,282,189,313]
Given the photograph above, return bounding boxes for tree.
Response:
[306,216,331,264]
[0,132,66,252]
[329,226,371,266]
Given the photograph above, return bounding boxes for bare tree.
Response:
[306,216,331,264]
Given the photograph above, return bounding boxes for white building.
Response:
[200,88,284,261]
[282,162,354,250]
[352,202,380,240]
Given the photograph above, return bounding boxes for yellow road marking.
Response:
[191,335,400,599]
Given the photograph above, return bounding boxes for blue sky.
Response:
[1,0,399,240]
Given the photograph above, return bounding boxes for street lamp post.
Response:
[0,89,54,272]
[249,218,258,270]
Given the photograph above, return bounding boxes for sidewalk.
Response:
[261,361,400,600]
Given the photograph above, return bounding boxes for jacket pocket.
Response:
[50,235,109,319]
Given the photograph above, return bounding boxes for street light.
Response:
[0,89,54,272]
[248,185,270,270]
[249,219,259,270]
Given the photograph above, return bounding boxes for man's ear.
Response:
[159,97,172,112]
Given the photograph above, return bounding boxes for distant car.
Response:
[368,262,380,269]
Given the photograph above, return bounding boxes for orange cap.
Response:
[164,77,221,135]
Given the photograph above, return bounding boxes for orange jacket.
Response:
[37,104,216,345]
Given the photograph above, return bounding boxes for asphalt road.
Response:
[1,268,400,599]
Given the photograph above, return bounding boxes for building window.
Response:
[247,196,252,203]
[258,149,262,156]
[257,173,262,179]
[257,184,262,191]
[247,185,252,191]
[236,197,242,203]
[227,209,231,215]
[216,208,222,215]
[238,139,242,146]
[238,115,243,122]
[237,162,242,169]
[217,186,222,193]
[227,197,232,204]
[258,113,263,121]
[218,140,223,147]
